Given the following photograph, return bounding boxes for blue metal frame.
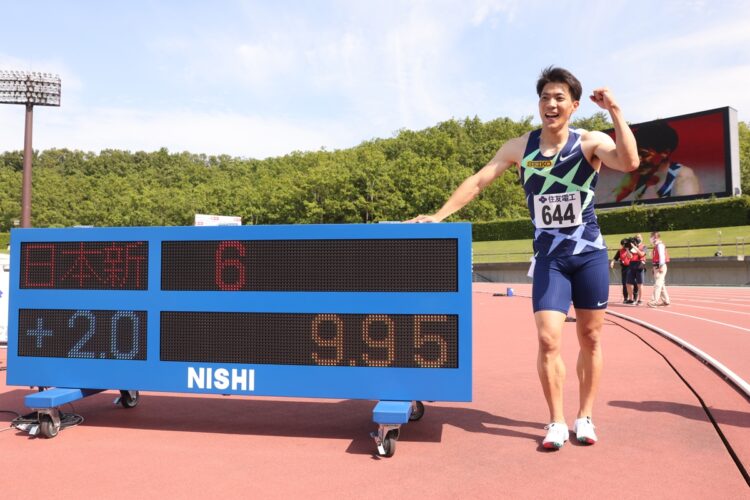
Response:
[8,223,472,402]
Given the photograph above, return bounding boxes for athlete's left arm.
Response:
[587,88,639,172]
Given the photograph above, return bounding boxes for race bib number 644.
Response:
[533,192,583,229]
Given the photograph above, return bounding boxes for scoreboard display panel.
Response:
[7,223,472,402]
[596,106,740,208]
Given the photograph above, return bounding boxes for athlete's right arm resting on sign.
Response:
[406,135,526,223]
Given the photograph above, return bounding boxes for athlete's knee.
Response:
[537,329,562,356]
[577,327,602,352]
[535,310,566,355]
[575,312,603,343]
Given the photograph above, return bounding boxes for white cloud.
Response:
[147,1,521,136]
[471,0,520,25]
[601,14,750,123]
[0,105,362,158]
[0,3,524,158]
[234,41,296,86]
[328,1,520,129]
[624,64,750,122]
[612,16,750,62]
[6,0,748,161]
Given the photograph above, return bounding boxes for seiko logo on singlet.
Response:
[526,160,553,168]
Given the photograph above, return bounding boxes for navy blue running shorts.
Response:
[626,265,644,285]
[532,249,610,313]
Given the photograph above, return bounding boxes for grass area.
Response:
[473,225,750,263]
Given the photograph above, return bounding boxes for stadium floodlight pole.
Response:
[0,70,61,228]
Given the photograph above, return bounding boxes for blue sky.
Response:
[1,0,749,159]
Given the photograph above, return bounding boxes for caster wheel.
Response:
[39,414,59,438]
[119,390,139,409]
[381,430,398,457]
[409,401,425,421]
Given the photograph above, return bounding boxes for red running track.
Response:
[0,283,748,498]
[607,285,750,383]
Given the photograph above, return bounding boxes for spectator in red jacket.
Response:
[610,239,632,303]
[625,234,646,305]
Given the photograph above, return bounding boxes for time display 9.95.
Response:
[161,312,458,368]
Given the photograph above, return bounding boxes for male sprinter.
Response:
[408,67,638,448]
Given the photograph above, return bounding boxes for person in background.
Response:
[648,231,671,307]
[626,233,646,305]
[610,239,631,303]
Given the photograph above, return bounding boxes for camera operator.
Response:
[610,239,632,303]
[625,233,646,305]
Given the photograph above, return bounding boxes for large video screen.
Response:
[595,107,740,208]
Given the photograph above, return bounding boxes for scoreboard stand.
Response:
[23,386,417,454]
[371,400,425,457]
[114,389,140,408]
[8,223,472,456]
[23,388,138,438]
[20,387,105,437]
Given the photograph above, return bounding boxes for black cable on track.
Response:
[606,316,750,487]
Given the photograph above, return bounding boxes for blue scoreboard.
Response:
[8,223,472,453]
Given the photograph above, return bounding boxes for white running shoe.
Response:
[542,422,569,449]
[573,416,598,444]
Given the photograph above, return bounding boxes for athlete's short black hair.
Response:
[536,66,582,101]
[634,121,679,153]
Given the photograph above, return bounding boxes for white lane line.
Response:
[662,292,750,298]
[648,308,750,333]
[666,294,750,298]
[668,289,750,302]
[644,297,750,307]
[662,303,750,316]
[606,299,750,316]
[606,310,750,399]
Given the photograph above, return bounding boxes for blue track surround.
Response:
[8,223,472,403]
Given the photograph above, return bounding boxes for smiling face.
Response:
[538,82,579,131]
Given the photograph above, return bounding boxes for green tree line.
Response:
[0,114,748,230]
